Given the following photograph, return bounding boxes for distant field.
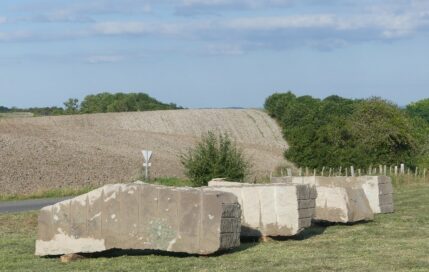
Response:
[0,109,291,195]
[1,183,428,271]
[0,112,34,118]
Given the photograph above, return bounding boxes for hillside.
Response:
[0,109,290,195]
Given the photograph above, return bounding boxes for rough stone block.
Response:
[35,182,241,256]
[356,176,394,214]
[273,176,374,223]
[207,180,316,237]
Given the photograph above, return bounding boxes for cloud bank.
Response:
[1,0,429,53]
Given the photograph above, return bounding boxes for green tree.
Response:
[63,98,79,114]
[181,131,250,186]
[265,92,423,169]
[406,98,429,123]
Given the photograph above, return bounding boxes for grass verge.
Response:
[0,178,192,202]
[1,183,428,271]
[0,186,95,202]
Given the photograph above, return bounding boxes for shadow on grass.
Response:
[268,224,328,242]
[43,242,259,260]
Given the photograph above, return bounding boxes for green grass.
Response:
[0,186,95,202]
[145,177,194,187]
[1,183,428,271]
[0,178,191,201]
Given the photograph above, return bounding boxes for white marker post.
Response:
[142,150,153,180]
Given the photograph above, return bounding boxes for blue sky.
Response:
[0,0,428,108]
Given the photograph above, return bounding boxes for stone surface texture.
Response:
[35,182,241,256]
[356,176,394,214]
[272,176,375,223]
[207,179,316,237]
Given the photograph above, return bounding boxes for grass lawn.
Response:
[1,183,428,272]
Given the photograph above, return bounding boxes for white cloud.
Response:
[0,31,33,42]
[224,15,337,30]
[86,55,124,64]
[180,0,293,9]
[206,44,244,55]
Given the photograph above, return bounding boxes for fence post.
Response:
[351,166,355,177]
[321,167,325,176]
[329,168,332,177]
[400,164,405,175]
[287,168,292,177]
[299,167,302,176]
[394,166,398,176]
[358,169,361,176]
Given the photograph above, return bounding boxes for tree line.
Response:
[0,92,182,116]
[264,92,429,170]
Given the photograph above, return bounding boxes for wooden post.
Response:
[321,167,325,176]
[299,168,302,176]
[394,166,398,176]
[339,166,342,176]
[384,165,387,176]
[350,166,355,177]
[305,167,309,176]
[400,164,405,175]
[329,168,332,177]
[379,165,383,175]
[287,168,292,177]
[358,169,361,176]
[345,168,348,177]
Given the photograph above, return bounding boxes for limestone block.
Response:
[207,180,316,237]
[35,182,241,256]
[272,176,374,223]
[356,176,394,214]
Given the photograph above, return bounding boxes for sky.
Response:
[0,0,428,109]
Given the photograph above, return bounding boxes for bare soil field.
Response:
[0,109,290,195]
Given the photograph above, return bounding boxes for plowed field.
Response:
[0,109,290,194]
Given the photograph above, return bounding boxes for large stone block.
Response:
[272,176,374,223]
[207,179,317,237]
[356,176,394,214]
[35,182,241,256]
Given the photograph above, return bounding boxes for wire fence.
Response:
[272,163,428,184]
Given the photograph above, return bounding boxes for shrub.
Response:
[265,92,425,169]
[180,131,249,186]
